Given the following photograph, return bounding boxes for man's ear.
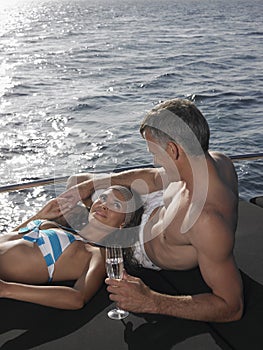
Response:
[166,141,179,160]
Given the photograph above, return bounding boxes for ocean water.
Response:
[0,0,262,230]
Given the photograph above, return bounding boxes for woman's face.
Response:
[89,188,128,229]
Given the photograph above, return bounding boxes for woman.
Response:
[0,185,143,310]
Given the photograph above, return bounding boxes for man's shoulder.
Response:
[210,151,231,161]
[209,151,238,197]
[190,204,235,244]
[209,151,235,171]
[190,205,236,258]
[197,204,225,224]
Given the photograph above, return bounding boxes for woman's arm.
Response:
[0,249,106,309]
[12,197,72,232]
[59,167,167,207]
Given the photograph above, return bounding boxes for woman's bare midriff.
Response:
[0,236,91,283]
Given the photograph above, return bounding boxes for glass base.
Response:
[107,308,129,320]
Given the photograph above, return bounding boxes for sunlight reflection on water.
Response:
[0,0,262,232]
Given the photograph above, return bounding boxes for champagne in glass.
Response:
[105,246,129,320]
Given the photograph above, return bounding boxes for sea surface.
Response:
[0,0,262,230]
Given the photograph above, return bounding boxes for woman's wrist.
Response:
[30,213,41,221]
[78,181,94,202]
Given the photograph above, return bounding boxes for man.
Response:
[60,98,243,322]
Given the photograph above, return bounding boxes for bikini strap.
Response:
[18,219,43,234]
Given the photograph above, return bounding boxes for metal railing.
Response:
[229,152,263,161]
[0,152,262,193]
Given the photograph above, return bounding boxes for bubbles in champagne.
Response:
[106,257,124,279]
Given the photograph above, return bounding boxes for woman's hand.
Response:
[36,198,73,220]
[12,197,74,232]
[58,186,81,208]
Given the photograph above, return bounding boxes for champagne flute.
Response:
[105,246,129,320]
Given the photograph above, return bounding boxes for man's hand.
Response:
[105,271,157,314]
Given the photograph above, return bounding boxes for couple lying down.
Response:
[0,98,243,323]
[0,183,160,310]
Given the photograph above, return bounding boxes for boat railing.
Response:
[0,152,262,194]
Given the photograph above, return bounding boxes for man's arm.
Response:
[190,212,244,321]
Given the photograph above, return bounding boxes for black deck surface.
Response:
[1,200,263,350]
